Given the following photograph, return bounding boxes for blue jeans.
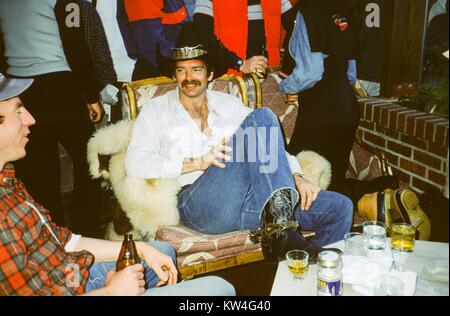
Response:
[178,108,353,247]
[184,0,195,21]
[85,241,235,296]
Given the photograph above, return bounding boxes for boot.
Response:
[357,189,401,224]
[249,189,325,263]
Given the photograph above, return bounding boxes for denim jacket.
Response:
[279,11,357,95]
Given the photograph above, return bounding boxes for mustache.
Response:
[181,80,201,87]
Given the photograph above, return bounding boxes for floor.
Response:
[202,259,279,296]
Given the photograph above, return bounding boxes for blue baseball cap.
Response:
[0,72,33,102]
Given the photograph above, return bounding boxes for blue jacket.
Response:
[279,11,356,95]
[117,0,188,79]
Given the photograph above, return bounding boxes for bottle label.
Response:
[317,279,343,296]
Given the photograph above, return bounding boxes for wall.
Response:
[358,98,449,193]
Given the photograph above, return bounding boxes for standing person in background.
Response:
[280,0,360,192]
[117,0,189,80]
[92,0,136,84]
[352,0,385,97]
[192,0,298,77]
[0,0,112,237]
[281,0,398,207]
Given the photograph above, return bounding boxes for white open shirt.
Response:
[125,88,303,187]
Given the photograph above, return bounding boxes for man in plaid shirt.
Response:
[0,73,235,296]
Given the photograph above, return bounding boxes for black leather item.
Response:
[259,189,323,262]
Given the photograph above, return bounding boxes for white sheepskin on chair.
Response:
[87,120,181,241]
[296,150,332,190]
[108,151,181,240]
[87,119,134,180]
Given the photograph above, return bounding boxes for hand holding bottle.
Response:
[104,264,145,296]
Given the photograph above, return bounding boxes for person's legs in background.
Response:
[15,72,102,236]
[15,73,65,226]
[59,86,102,237]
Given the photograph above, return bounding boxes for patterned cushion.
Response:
[155,225,260,268]
[346,141,383,181]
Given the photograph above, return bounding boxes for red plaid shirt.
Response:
[0,164,94,296]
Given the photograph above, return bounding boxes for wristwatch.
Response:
[235,58,244,71]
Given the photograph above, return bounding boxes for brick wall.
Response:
[358,98,449,194]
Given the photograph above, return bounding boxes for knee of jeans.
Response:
[251,108,278,124]
[207,276,236,296]
[150,241,176,262]
[338,194,354,224]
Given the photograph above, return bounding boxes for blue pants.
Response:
[178,108,353,247]
[85,241,235,296]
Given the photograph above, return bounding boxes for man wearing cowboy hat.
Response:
[125,24,353,262]
[0,73,235,296]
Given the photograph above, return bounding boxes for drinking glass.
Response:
[363,221,387,251]
[286,250,309,281]
[344,232,367,256]
[391,223,415,253]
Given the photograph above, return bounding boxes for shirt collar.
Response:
[206,89,220,117]
[0,163,16,187]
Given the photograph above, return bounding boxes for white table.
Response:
[270,240,449,296]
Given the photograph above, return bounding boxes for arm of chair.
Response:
[123,82,138,120]
[228,74,249,107]
[245,73,263,109]
[122,76,176,120]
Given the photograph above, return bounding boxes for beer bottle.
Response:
[260,41,269,79]
[116,233,141,271]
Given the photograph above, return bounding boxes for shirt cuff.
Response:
[64,234,82,252]
[287,153,304,176]
[161,155,185,178]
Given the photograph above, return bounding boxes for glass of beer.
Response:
[391,223,415,252]
[286,250,309,281]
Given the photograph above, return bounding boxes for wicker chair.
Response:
[90,74,267,280]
